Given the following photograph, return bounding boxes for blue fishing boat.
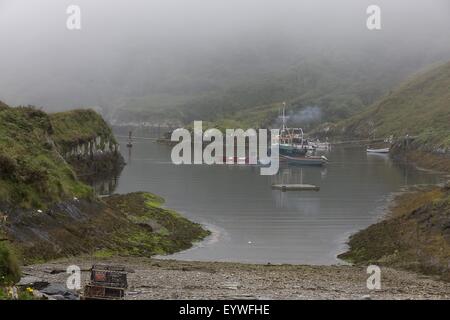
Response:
[273,102,319,156]
[274,103,309,156]
[272,103,328,166]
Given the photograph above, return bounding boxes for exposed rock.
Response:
[444,181,450,191]
[40,283,79,300]
[339,185,450,281]
[21,257,450,300]
[47,268,66,275]
[221,282,241,290]
[46,294,66,300]
[32,289,45,299]
[17,276,49,290]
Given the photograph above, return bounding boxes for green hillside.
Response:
[0,105,92,208]
[0,105,124,209]
[320,61,450,149]
[326,63,450,148]
[112,55,414,128]
[0,104,209,286]
[50,109,117,153]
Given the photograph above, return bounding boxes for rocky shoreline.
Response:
[21,257,450,300]
[9,151,450,300]
[339,182,450,281]
[1,192,209,264]
[2,104,449,299]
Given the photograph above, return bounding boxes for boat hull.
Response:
[366,148,390,153]
[280,155,328,166]
[278,144,308,156]
[271,184,320,191]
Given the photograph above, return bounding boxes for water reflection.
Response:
[101,139,444,264]
[83,174,120,197]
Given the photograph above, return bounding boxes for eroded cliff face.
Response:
[0,106,125,208]
[50,109,125,178]
[64,135,119,159]
[60,135,124,180]
[0,105,208,264]
[0,106,92,209]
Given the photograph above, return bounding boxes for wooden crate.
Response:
[83,284,125,300]
[90,264,128,289]
[82,264,129,300]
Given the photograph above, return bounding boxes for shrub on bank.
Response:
[0,241,21,286]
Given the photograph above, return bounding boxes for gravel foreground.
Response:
[22,257,450,300]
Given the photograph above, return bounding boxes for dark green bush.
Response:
[0,153,17,178]
[0,242,21,285]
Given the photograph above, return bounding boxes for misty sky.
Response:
[0,0,449,110]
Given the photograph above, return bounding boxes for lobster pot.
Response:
[82,264,129,300]
[84,285,124,300]
[90,265,128,288]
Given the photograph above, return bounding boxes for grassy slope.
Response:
[101,192,210,257]
[0,106,124,208]
[334,63,450,280]
[322,61,450,149]
[0,106,91,208]
[0,103,209,267]
[8,192,210,263]
[50,109,117,153]
[51,109,124,177]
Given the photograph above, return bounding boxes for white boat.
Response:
[280,154,328,166]
[310,140,331,151]
[367,147,390,154]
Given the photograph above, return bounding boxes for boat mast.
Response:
[127,131,133,148]
[299,127,304,148]
[282,102,286,132]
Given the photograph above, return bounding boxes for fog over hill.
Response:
[0,0,449,125]
[321,61,450,148]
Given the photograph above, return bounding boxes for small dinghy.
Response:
[366,147,390,154]
[280,154,328,166]
[272,184,320,192]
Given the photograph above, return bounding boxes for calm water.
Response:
[110,138,443,265]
